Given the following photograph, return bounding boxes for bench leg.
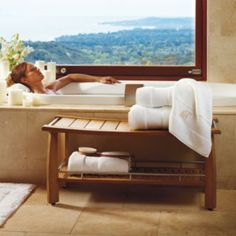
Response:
[47,132,59,205]
[204,135,216,210]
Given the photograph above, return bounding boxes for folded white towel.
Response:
[98,156,129,173]
[128,104,171,130]
[136,86,173,108]
[67,151,99,172]
[169,78,212,157]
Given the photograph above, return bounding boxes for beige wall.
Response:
[208,0,236,83]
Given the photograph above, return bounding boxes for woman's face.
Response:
[22,63,44,85]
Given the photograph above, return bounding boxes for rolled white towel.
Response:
[128,104,171,130]
[98,156,129,173]
[67,151,99,172]
[136,86,173,108]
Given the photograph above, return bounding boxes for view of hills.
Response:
[101,17,194,29]
[25,17,195,65]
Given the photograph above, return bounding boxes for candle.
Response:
[47,62,56,82]
[32,94,41,106]
[35,60,45,72]
[0,60,10,80]
[0,80,7,103]
[22,97,32,107]
[42,70,52,85]
[8,89,23,105]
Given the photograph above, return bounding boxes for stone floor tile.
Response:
[125,186,202,210]
[2,204,81,234]
[0,232,25,236]
[158,210,236,236]
[200,189,236,211]
[72,207,160,236]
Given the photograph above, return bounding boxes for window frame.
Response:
[56,0,207,81]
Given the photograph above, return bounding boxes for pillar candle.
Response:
[35,60,45,72]
[47,62,56,82]
[32,94,41,106]
[0,60,10,80]
[22,97,32,107]
[8,89,23,105]
[42,70,52,85]
[0,80,7,103]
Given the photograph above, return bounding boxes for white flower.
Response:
[0,33,34,70]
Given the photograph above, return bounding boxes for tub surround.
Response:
[0,104,236,189]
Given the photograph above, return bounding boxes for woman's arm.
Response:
[46,73,119,91]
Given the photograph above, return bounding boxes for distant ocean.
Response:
[0,16,140,41]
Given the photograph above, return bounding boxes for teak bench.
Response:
[42,115,221,210]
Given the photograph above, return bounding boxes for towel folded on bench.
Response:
[136,86,173,108]
[67,152,99,172]
[128,104,171,130]
[98,156,129,173]
[67,152,130,173]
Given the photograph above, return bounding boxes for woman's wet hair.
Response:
[6,62,32,91]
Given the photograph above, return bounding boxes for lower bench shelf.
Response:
[42,115,221,210]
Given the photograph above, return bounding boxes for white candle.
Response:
[22,97,32,107]
[0,60,10,80]
[32,94,41,106]
[0,80,7,103]
[47,62,56,82]
[42,70,52,85]
[35,60,45,72]
[8,89,23,105]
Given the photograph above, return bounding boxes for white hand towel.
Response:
[128,104,171,130]
[98,156,129,173]
[169,78,212,157]
[136,86,173,108]
[67,151,99,172]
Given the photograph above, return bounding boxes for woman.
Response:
[7,62,119,94]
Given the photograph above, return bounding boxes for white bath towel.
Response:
[128,104,171,130]
[136,86,173,108]
[98,156,129,173]
[67,151,99,172]
[169,78,213,157]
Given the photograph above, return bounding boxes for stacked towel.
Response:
[136,86,173,108]
[128,105,170,130]
[128,79,213,157]
[67,152,99,172]
[67,152,129,173]
[169,79,212,157]
[98,156,129,173]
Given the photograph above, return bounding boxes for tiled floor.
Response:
[0,185,236,236]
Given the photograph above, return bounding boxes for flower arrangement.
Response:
[0,33,34,70]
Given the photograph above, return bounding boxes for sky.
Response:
[0,0,195,41]
[0,0,195,17]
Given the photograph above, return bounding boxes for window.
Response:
[0,0,206,80]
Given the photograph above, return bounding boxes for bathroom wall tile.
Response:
[215,115,236,177]
[220,0,236,36]
[208,0,221,36]
[218,175,236,189]
[0,110,27,159]
[0,170,45,185]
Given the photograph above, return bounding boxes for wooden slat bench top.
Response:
[42,115,221,136]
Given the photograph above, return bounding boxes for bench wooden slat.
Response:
[116,121,130,131]
[85,120,105,130]
[53,118,75,128]
[70,118,90,129]
[100,120,120,131]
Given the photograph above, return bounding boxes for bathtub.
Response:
[38,81,236,107]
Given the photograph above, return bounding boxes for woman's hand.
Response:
[99,76,120,84]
